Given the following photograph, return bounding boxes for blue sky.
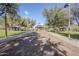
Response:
[18,3,65,25]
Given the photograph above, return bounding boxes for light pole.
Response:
[64,3,71,39]
[68,4,71,39]
[4,3,8,38]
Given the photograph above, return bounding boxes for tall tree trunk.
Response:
[4,4,8,38]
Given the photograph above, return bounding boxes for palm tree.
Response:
[0,3,19,37]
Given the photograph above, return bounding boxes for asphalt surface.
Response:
[0,31,79,56]
[0,31,60,56]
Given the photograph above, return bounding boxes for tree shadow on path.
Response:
[1,32,61,56]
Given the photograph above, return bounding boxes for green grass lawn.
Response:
[0,30,24,38]
[58,31,79,40]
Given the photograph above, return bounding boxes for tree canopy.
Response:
[0,3,19,37]
[43,6,69,30]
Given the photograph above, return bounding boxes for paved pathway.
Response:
[37,31,79,56]
[0,31,79,56]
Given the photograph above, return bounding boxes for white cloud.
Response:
[24,11,29,15]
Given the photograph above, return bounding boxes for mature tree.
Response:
[15,17,36,28]
[29,19,36,28]
[43,7,69,31]
[27,17,36,28]
[43,8,52,28]
[70,4,79,26]
[0,3,19,37]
